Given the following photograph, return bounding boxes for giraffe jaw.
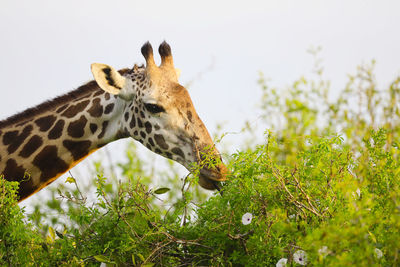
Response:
[198,163,229,190]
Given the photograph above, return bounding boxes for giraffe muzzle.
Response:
[198,162,229,190]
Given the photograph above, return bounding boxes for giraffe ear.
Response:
[91,63,126,95]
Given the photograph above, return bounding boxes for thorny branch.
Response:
[272,167,322,218]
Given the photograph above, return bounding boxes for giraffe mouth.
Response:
[198,164,229,190]
[190,137,229,190]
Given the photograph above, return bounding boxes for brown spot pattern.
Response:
[56,104,69,113]
[2,158,25,182]
[18,179,36,201]
[145,122,152,134]
[16,120,29,127]
[5,125,33,154]
[187,111,193,123]
[33,145,69,180]
[63,140,92,161]
[19,135,43,158]
[148,137,155,147]
[104,103,114,114]
[34,115,57,132]
[129,114,136,128]
[93,89,104,97]
[67,115,88,138]
[98,121,109,139]
[88,98,103,117]
[61,100,90,118]
[154,134,169,150]
[90,123,98,134]
[3,130,18,145]
[48,120,65,139]
[172,147,185,159]
[137,117,143,128]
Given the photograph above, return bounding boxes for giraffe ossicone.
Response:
[0,41,228,201]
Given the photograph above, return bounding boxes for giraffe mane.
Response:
[0,68,130,129]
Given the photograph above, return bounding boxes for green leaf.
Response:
[368,231,377,243]
[93,255,111,263]
[49,226,55,239]
[153,187,170,194]
[65,177,76,184]
[131,254,135,265]
[137,253,145,261]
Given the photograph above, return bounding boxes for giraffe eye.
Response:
[144,103,165,114]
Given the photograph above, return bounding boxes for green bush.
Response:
[1,57,400,266]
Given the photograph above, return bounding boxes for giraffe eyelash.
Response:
[144,103,165,114]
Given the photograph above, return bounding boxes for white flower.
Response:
[293,250,308,265]
[289,214,296,220]
[356,188,361,197]
[352,188,361,199]
[318,246,330,257]
[276,258,287,267]
[374,248,383,259]
[241,212,253,225]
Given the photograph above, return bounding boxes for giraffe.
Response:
[0,41,228,201]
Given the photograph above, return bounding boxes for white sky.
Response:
[1,0,400,204]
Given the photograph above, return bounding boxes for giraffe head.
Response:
[91,41,228,190]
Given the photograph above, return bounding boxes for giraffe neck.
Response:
[0,77,133,201]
